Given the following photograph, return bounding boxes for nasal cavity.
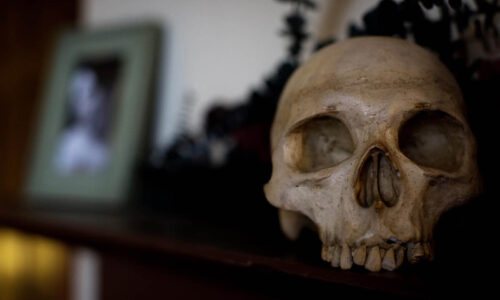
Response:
[355,148,400,208]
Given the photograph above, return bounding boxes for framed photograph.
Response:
[25,24,160,207]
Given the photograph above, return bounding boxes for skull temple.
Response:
[264,37,482,271]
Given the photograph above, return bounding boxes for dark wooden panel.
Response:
[0,207,493,299]
[0,0,78,203]
[99,249,393,300]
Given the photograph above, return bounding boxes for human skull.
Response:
[264,37,482,271]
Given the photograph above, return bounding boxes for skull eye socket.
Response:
[285,116,355,172]
[399,110,466,172]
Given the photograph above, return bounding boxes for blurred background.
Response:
[1,0,499,299]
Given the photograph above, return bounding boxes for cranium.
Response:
[264,37,482,271]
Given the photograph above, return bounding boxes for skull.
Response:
[264,37,482,271]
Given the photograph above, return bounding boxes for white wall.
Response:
[81,0,379,155]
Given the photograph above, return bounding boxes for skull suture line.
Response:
[264,37,482,272]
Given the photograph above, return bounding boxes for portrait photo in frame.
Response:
[25,24,160,208]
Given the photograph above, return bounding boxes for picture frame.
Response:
[25,24,160,208]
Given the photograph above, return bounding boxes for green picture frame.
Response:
[25,24,160,208]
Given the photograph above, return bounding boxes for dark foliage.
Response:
[138,0,314,224]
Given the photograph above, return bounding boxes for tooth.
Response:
[380,248,386,259]
[395,246,405,268]
[407,242,425,264]
[365,246,382,272]
[340,245,353,270]
[353,245,367,266]
[321,245,334,262]
[331,246,341,267]
[382,248,397,271]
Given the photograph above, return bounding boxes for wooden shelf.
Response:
[0,202,491,298]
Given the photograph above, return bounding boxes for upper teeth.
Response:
[321,242,432,272]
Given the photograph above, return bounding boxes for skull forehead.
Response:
[272,37,464,149]
[284,37,457,95]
